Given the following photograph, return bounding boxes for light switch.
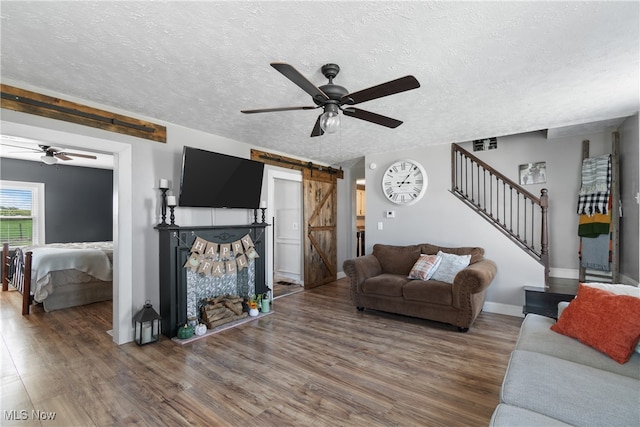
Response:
[377,221,383,230]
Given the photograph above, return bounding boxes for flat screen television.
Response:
[179,146,265,209]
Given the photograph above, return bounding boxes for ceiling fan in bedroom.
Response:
[241,62,420,137]
[1,142,97,165]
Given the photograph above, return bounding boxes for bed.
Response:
[2,241,113,314]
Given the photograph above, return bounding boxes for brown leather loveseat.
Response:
[343,243,497,332]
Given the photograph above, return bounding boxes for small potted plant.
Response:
[247,296,259,317]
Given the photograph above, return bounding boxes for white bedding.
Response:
[21,241,113,302]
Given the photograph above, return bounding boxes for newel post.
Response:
[540,189,550,288]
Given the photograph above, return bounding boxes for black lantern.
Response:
[133,300,161,345]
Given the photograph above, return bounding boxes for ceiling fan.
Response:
[1,143,97,165]
[241,62,420,137]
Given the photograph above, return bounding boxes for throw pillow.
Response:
[582,282,640,354]
[551,284,640,364]
[408,254,442,280]
[430,251,471,283]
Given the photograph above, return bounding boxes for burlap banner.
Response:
[183,233,259,277]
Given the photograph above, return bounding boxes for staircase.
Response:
[450,143,550,286]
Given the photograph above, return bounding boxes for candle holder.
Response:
[158,188,169,227]
[252,209,259,224]
[169,205,177,227]
[260,207,267,224]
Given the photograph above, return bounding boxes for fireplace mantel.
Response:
[156,223,269,338]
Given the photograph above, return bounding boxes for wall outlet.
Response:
[386,210,395,218]
[377,221,383,230]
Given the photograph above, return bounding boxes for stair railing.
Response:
[451,143,549,287]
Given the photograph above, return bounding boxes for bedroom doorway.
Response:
[1,119,133,345]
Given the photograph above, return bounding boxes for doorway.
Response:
[1,119,133,344]
[266,167,303,299]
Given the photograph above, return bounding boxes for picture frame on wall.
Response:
[519,161,547,185]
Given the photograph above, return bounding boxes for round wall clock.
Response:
[381,159,428,205]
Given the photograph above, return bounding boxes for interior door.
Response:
[274,178,302,284]
[303,169,338,288]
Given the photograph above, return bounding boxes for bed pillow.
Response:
[408,254,442,280]
[551,284,640,364]
[430,251,471,283]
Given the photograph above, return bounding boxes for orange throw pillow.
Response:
[551,284,640,364]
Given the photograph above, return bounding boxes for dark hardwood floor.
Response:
[0,278,522,426]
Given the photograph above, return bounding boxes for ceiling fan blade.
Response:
[54,153,73,161]
[241,106,316,114]
[0,143,41,152]
[342,75,420,105]
[311,114,324,137]
[58,152,98,159]
[343,107,403,128]
[271,62,329,102]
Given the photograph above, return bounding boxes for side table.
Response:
[523,279,578,319]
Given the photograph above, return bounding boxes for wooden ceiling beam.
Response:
[1,84,166,143]
[251,149,344,180]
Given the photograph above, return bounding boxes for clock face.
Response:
[382,159,427,205]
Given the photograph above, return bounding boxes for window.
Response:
[0,180,45,246]
[473,137,498,151]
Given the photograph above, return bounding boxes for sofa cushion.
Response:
[373,244,422,275]
[489,404,571,427]
[361,274,408,297]
[430,251,471,283]
[402,279,453,305]
[407,254,442,280]
[516,314,640,379]
[502,350,640,427]
[420,244,484,264]
[551,284,640,364]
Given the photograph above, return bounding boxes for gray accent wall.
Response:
[0,158,113,243]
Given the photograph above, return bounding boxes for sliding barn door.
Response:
[303,169,337,288]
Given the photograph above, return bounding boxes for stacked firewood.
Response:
[200,295,248,329]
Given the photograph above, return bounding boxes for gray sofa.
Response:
[490,305,640,426]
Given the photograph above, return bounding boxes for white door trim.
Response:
[266,167,302,293]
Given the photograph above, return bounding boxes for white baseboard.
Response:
[549,268,579,279]
[483,301,524,318]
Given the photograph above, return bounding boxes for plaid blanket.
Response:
[577,193,610,215]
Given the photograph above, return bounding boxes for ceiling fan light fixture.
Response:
[41,154,58,165]
[320,104,340,134]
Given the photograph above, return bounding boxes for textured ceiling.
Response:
[1,1,638,166]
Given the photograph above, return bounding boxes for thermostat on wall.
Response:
[386,210,395,218]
